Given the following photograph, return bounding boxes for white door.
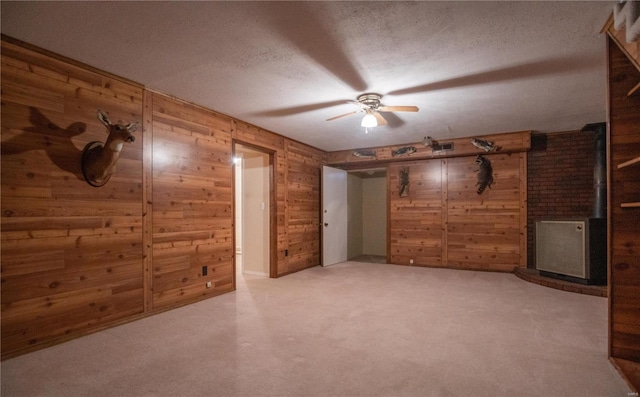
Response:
[322,166,348,266]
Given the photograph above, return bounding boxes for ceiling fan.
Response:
[326,93,419,129]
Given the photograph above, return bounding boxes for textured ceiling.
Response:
[1,1,614,151]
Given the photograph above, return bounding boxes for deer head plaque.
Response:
[81,110,138,187]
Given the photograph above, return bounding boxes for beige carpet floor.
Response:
[349,254,387,264]
[1,261,631,397]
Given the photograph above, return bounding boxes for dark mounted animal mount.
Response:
[475,155,493,195]
[81,110,138,187]
[399,166,409,197]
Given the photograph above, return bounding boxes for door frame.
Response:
[232,140,278,281]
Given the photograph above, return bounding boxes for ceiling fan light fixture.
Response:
[361,112,378,128]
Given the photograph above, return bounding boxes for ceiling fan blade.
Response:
[373,111,388,126]
[326,110,361,121]
[378,105,419,112]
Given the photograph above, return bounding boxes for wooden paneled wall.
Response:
[334,132,529,271]
[607,36,640,391]
[386,150,526,272]
[285,140,323,274]
[150,93,235,310]
[388,160,444,266]
[1,40,145,355]
[445,154,525,271]
[1,38,324,358]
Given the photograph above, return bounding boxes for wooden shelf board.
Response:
[621,202,640,208]
[618,156,640,169]
[610,357,640,393]
[628,81,640,97]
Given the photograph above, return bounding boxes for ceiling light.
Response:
[361,112,378,128]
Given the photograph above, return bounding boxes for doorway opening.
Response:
[347,168,388,264]
[234,143,275,280]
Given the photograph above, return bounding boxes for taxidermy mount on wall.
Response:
[81,110,138,187]
[475,155,493,194]
[471,138,500,152]
[399,167,409,197]
[392,146,417,157]
[352,149,376,159]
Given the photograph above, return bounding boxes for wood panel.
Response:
[1,37,327,359]
[607,35,640,390]
[446,154,524,272]
[388,160,443,266]
[385,147,525,272]
[285,140,323,273]
[151,94,234,309]
[1,40,144,357]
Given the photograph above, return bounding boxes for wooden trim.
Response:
[610,357,640,393]
[606,36,614,359]
[283,141,290,276]
[600,13,614,34]
[627,81,640,97]
[519,152,528,267]
[269,148,278,278]
[319,166,324,268]
[386,163,391,264]
[617,156,640,169]
[142,90,154,312]
[441,159,448,268]
[231,142,238,290]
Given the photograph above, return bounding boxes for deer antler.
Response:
[81,110,138,187]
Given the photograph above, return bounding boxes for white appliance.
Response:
[535,218,606,285]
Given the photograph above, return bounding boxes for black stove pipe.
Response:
[581,122,607,219]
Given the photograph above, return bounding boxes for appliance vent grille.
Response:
[536,220,586,278]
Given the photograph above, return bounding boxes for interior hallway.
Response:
[1,262,631,396]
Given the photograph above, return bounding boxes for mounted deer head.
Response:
[81,110,138,187]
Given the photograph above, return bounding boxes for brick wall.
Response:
[527,131,595,267]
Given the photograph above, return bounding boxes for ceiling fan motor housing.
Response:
[357,93,382,110]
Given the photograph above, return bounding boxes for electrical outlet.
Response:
[202,265,208,276]
[206,281,212,288]
[409,259,414,264]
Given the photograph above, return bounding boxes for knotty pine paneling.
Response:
[1,37,327,359]
[446,154,524,272]
[608,36,640,381]
[1,40,144,356]
[285,140,323,273]
[386,152,525,272]
[389,160,444,266]
[151,94,234,309]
